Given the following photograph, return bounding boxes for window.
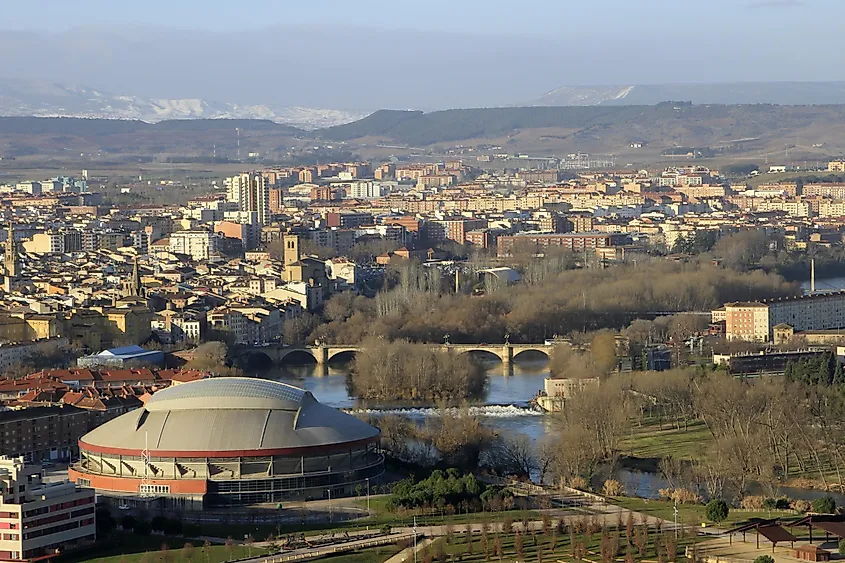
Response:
[139,484,170,495]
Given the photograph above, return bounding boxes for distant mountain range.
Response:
[531,82,845,106]
[0,79,366,129]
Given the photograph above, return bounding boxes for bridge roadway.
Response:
[238,343,555,366]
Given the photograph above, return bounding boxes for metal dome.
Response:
[79,377,379,455]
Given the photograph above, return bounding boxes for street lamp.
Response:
[327,488,332,522]
[365,478,370,516]
[674,500,679,540]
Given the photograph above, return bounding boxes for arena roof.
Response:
[145,377,310,412]
[80,377,379,457]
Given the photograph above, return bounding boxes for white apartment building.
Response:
[0,457,95,561]
[349,181,387,199]
[14,182,41,195]
[767,292,845,333]
[226,173,270,225]
[168,231,216,261]
[817,201,845,218]
[754,200,812,218]
[721,292,845,342]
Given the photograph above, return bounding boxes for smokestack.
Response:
[455,270,460,294]
[811,258,816,294]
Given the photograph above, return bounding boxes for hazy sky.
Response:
[1,0,844,110]
[2,0,834,35]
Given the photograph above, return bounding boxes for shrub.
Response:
[569,476,588,490]
[813,496,836,514]
[762,498,777,511]
[706,499,729,523]
[134,520,152,536]
[740,496,765,510]
[754,556,774,563]
[791,499,812,513]
[775,498,791,510]
[659,488,702,505]
[151,515,167,532]
[602,479,625,497]
[120,515,137,530]
[839,539,845,556]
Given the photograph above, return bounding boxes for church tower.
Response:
[283,234,301,267]
[122,256,143,298]
[4,220,19,278]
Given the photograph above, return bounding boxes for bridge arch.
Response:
[456,348,505,362]
[512,348,552,361]
[326,349,359,363]
[276,347,318,365]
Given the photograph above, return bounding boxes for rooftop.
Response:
[145,377,311,412]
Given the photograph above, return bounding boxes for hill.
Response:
[316,104,845,155]
[531,82,845,107]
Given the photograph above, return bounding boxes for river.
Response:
[259,356,555,442]
[801,276,845,293]
[257,339,845,503]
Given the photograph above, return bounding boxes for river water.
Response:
[258,334,845,503]
[801,276,845,293]
[263,357,555,441]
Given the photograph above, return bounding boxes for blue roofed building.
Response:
[76,345,165,368]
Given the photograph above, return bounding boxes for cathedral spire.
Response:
[122,255,143,298]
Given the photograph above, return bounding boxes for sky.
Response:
[1,0,843,110]
[0,0,833,36]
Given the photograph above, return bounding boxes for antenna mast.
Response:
[140,430,151,496]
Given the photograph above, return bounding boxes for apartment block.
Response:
[0,407,89,463]
[497,232,629,256]
[0,457,95,561]
[168,231,216,261]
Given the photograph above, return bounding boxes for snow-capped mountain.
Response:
[0,80,365,129]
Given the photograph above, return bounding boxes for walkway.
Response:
[233,487,682,563]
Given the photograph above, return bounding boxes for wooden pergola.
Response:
[789,515,845,544]
[724,519,797,553]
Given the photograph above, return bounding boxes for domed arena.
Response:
[69,378,383,509]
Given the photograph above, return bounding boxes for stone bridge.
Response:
[238,343,554,366]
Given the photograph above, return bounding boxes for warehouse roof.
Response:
[80,377,379,456]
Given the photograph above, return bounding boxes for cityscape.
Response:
[5,2,845,563]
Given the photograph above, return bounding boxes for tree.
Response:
[182,543,195,563]
[187,341,229,368]
[465,523,474,555]
[602,479,625,497]
[838,538,845,556]
[813,496,836,514]
[705,499,729,523]
[245,534,254,558]
[753,556,775,563]
[120,515,137,530]
[225,537,234,560]
[514,533,524,560]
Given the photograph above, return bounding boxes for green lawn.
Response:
[193,506,543,546]
[429,521,702,563]
[620,420,714,461]
[56,533,269,563]
[611,497,796,528]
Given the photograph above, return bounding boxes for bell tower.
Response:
[5,220,19,279]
